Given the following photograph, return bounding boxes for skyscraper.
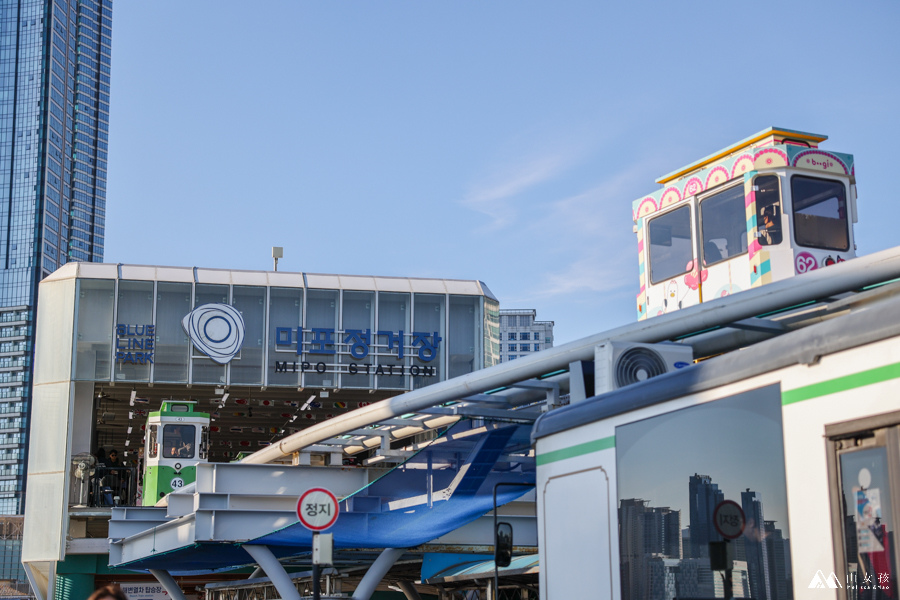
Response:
[0,0,111,515]
[619,498,682,600]
[688,473,723,559]
[742,489,772,600]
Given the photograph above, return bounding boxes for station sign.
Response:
[115,308,443,380]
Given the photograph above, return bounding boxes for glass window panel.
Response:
[791,176,849,251]
[191,284,229,385]
[147,425,158,458]
[376,292,410,390]
[341,290,374,389]
[230,286,265,386]
[113,280,153,382]
[755,176,782,246]
[74,279,114,380]
[484,298,499,368]
[412,293,444,389]
[154,282,191,383]
[616,385,790,600]
[304,289,338,388]
[162,424,195,459]
[700,185,748,267]
[649,205,694,284]
[448,295,480,379]
[268,287,302,387]
[839,445,896,597]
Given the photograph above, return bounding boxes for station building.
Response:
[21,262,500,597]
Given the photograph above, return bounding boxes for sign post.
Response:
[297,488,340,600]
[712,500,745,600]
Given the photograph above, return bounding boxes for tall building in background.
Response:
[688,473,723,559]
[618,498,682,600]
[0,0,112,516]
[499,309,554,362]
[741,489,772,600]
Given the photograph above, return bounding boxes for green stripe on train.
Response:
[782,361,900,406]
[536,436,615,466]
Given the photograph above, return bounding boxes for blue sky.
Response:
[105,1,900,344]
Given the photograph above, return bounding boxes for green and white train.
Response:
[143,400,210,505]
[533,293,900,600]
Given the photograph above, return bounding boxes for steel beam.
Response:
[419,406,542,421]
[243,545,301,600]
[149,569,187,600]
[395,581,423,600]
[352,547,405,600]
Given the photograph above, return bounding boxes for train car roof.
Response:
[531,291,900,443]
[632,127,853,223]
[656,126,828,184]
[150,400,210,419]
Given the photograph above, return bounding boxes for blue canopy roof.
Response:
[116,421,535,574]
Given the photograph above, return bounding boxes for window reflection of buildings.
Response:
[741,489,771,600]
[620,477,790,600]
[619,499,682,600]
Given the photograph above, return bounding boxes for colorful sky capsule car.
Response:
[634,127,858,319]
[143,400,209,505]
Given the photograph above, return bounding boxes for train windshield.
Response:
[792,175,849,251]
[163,424,196,459]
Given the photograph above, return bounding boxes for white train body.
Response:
[534,299,900,599]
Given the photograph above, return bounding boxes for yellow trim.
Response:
[656,128,827,185]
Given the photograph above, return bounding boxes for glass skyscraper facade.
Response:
[0,0,111,515]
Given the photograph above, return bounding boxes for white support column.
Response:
[395,580,423,600]
[352,547,405,600]
[148,569,187,600]
[243,544,301,600]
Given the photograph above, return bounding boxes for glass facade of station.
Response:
[72,275,499,391]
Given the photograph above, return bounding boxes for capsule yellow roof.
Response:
[655,127,828,185]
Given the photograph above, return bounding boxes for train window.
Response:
[148,425,158,459]
[791,176,850,251]
[616,385,790,600]
[755,175,782,246]
[162,424,195,459]
[199,425,209,460]
[648,205,693,284]
[700,185,747,266]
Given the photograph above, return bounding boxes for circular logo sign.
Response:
[713,500,745,540]
[297,487,340,532]
[170,477,185,490]
[795,252,818,275]
[181,303,245,365]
